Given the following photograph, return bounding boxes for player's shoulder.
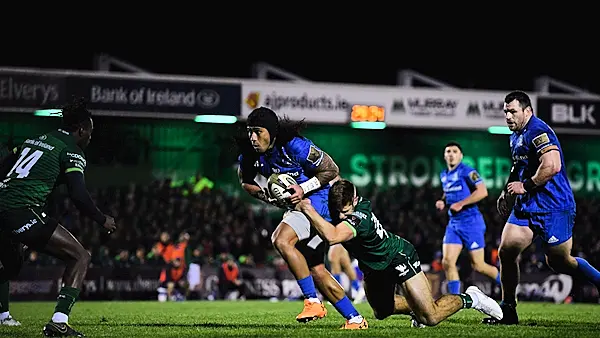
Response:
[284,136,312,151]
[526,117,558,145]
[459,162,477,174]
[352,197,372,219]
[527,116,555,136]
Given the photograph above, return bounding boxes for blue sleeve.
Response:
[463,166,483,188]
[285,137,324,170]
[529,125,560,156]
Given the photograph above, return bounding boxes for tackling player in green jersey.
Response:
[295,179,503,327]
[0,97,116,337]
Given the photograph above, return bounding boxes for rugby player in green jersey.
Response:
[295,179,503,327]
[0,97,116,337]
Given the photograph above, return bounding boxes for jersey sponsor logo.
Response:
[512,155,528,161]
[532,133,550,148]
[443,185,463,192]
[395,263,409,277]
[67,152,87,169]
[306,145,323,165]
[345,215,361,227]
[13,218,37,234]
[351,211,368,220]
[469,171,480,182]
[24,139,55,151]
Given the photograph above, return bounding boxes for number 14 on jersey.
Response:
[8,147,44,179]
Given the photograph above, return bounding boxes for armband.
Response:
[300,177,321,195]
[523,178,538,192]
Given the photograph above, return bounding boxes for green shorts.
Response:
[362,239,422,316]
[0,207,58,250]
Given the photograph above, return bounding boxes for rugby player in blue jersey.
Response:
[436,142,501,295]
[236,107,367,329]
[484,91,600,325]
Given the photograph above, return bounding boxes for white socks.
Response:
[348,315,364,324]
[52,312,69,324]
[0,311,9,320]
[308,297,321,304]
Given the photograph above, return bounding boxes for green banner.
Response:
[301,125,600,196]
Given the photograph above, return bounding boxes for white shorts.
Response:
[282,210,323,249]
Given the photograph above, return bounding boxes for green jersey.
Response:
[0,129,86,212]
[341,197,406,271]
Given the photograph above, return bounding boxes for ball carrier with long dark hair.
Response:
[236,107,367,330]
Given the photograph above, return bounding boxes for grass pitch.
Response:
[1,300,598,337]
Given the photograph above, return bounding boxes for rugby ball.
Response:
[268,173,297,202]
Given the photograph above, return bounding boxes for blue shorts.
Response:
[507,209,574,246]
[443,214,486,251]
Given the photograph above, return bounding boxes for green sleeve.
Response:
[59,145,87,175]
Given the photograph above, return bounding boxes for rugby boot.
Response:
[0,315,21,326]
[482,301,518,325]
[466,286,503,320]
[340,316,368,329]
[296,299,327,323]
[42,321,85,337]
[410,312,426,328]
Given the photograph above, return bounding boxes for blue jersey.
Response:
[509,116,575,213]
[440,162,483,221]
[238,136,331,220]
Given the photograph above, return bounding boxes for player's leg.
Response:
[330,244,363,301]
[442,222,463,294]
[327,244,343,284]
[465,217,501,285]
[302,238,366,329]
[39,224,90,337]
[402,272,502,326]
[483,212,533,325]
[310,263,367,329]
[539,211,600,289]
[0,236,24,326]
[469,249,501,283]
[338,247,363,298]
[271,211,324,322]
[362,269,411,320]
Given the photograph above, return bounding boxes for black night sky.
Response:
[1,39,598,94]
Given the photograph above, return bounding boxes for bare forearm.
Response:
[459,187,487,206]
[532,162,558,185]
[241,183,270,203]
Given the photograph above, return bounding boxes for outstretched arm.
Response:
[296,200,354,245]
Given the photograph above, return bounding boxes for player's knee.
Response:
[498,245,520,262]
[271,224,296,251]
[441,257,455,271]
[76,248,91,267]
[372,307,393,320]
[470,261,486,272]
[413,311,438,326]
[545,254,576,273]
[271,234,293,253]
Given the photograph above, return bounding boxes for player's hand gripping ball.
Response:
[268,173,298,206]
